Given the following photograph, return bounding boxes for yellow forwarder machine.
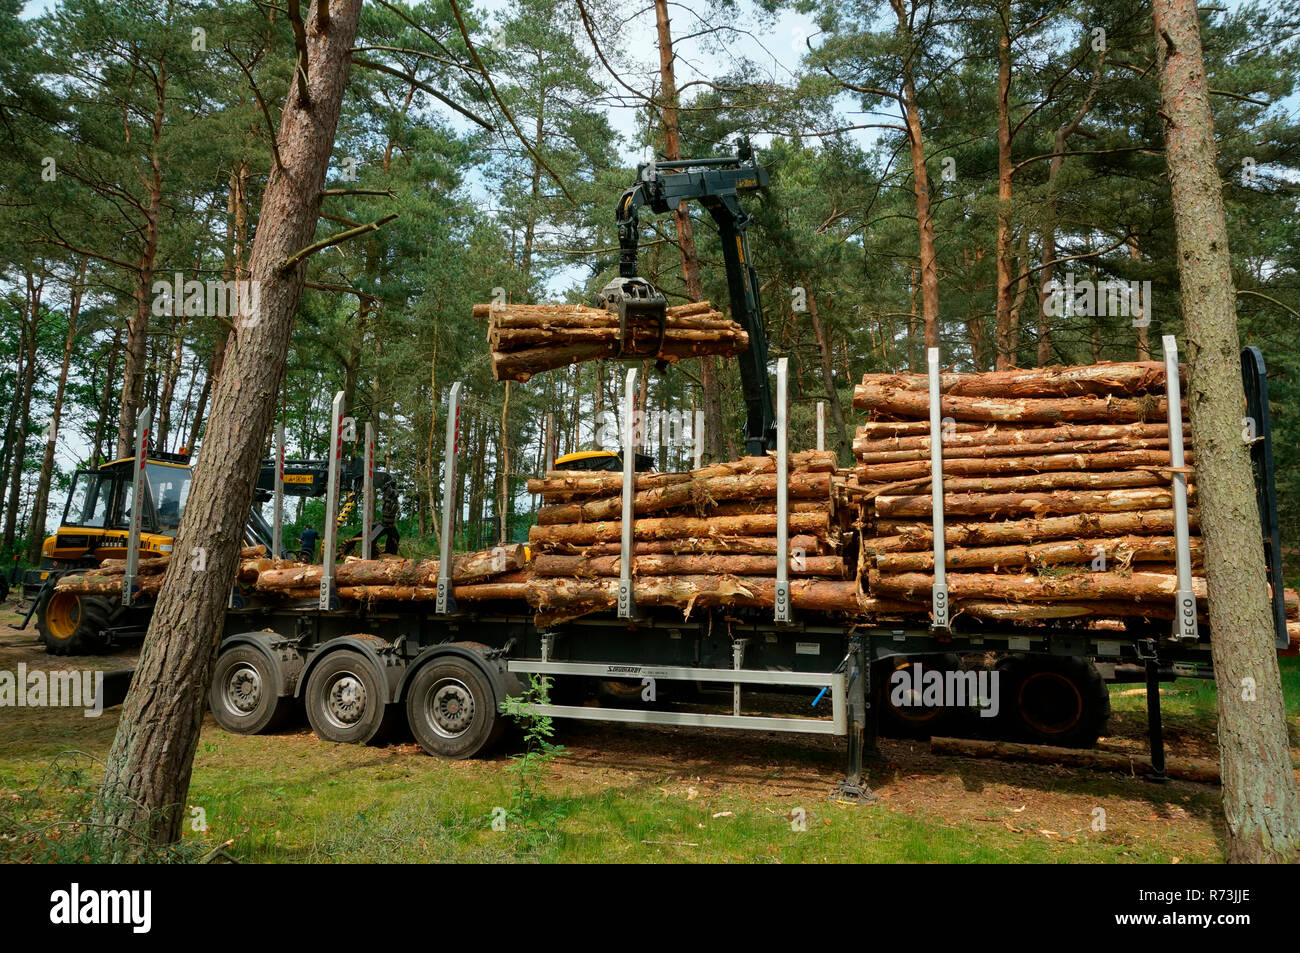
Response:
[21,446,395,655]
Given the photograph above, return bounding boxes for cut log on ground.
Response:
[929,737,1219,783]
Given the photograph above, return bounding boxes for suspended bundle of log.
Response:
[850,361,1224,625]
[473,300,749,382]
[524,449,862,624]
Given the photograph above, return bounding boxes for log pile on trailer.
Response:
[523,449,884,624]
[848,361,1300,629]
[474,300,748,382]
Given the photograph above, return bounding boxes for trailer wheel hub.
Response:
[325,673,368,729]
[427,678,474,738]
[225,665,262,715]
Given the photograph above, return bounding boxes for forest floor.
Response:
[1,600,1297,864]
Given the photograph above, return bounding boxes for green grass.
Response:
[0,714,1229,864]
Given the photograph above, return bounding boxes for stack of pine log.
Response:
[473,300,748,382]
[849,361,1300,632]
[523,450,890,624]
[53,544,531,607]
[54,545,272,596]
[249,544,529,604]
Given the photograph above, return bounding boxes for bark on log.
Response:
[530,450,835,495]
[928,737,1220,783]
[854,450,1181,482]
[862,362,1171,399]
[853,381,1177,422]
[527,511,830,545]
[531,553,847,578]
[854,421,1171,455]
[873,535,1202,572]
[535,472,832,524]
[873,487,1186,518]
[867,568,1208,602]
[531,534,826,557]
[526,574,899,617]
[861,510,1193,553]
[856,436,1171,465]
[254,544,525,590]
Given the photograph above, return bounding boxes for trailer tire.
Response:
[1000,654,1110,749]
[876,654,967,739]
[405,657,504,759]
[304,650,394,746]
[209,646,295,735]
[36,590,112,656]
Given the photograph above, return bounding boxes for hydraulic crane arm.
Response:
[602,142,775,455]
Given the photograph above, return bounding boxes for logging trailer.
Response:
[63,147,1299,795]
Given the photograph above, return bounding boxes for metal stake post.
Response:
[362,422,375,560]
[928,348,949,630]
[692,410,704,471]
[122,404,152,608]
[775,358,791,623]
[319,392,344,610]
[618,368,637,619]
[437,382,463,615]
[544,412,555,472]
[1163,336,1198,641]
[272,417,285,559]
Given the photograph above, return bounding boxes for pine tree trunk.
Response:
[1152,0,1300,863]
[25,261,84,563]
[116,70,166,457]
[94,0,364,853]
[3,273,41,550]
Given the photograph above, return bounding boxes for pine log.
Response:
[531,553,847,578]
[867,569,1208,602]
[856,436,1171,465]
[857,420,990,439]
[491,326,747,348]
[854,449,1181,482]
[853,421,1171,455]
[862,362,1171,399]
[873,535,1203,572]
[526,574,894,616]
[950,600,1185,621]
[535,472,832,524]
[530,534,826,557]
[928,737,1219,783]
[254,544,525,590]
[527,511,830,546]
[492,334,748,382]
[937,471,1169,493]
[530,449,836,495]
[861,510,1194,553]
[853,381,1177,423]
[872,487,1186,518]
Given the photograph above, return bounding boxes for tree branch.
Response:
[227,48,284,171]
[279,213,399,272]
[444,0,578,207]
[351,57,493,129]
[287,0,310,104]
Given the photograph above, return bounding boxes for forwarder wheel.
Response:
[405,657,504,759]
[208,646,294,734]
[305,650,394,746]
[36,590,112,656]
[999,654,1111,749]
